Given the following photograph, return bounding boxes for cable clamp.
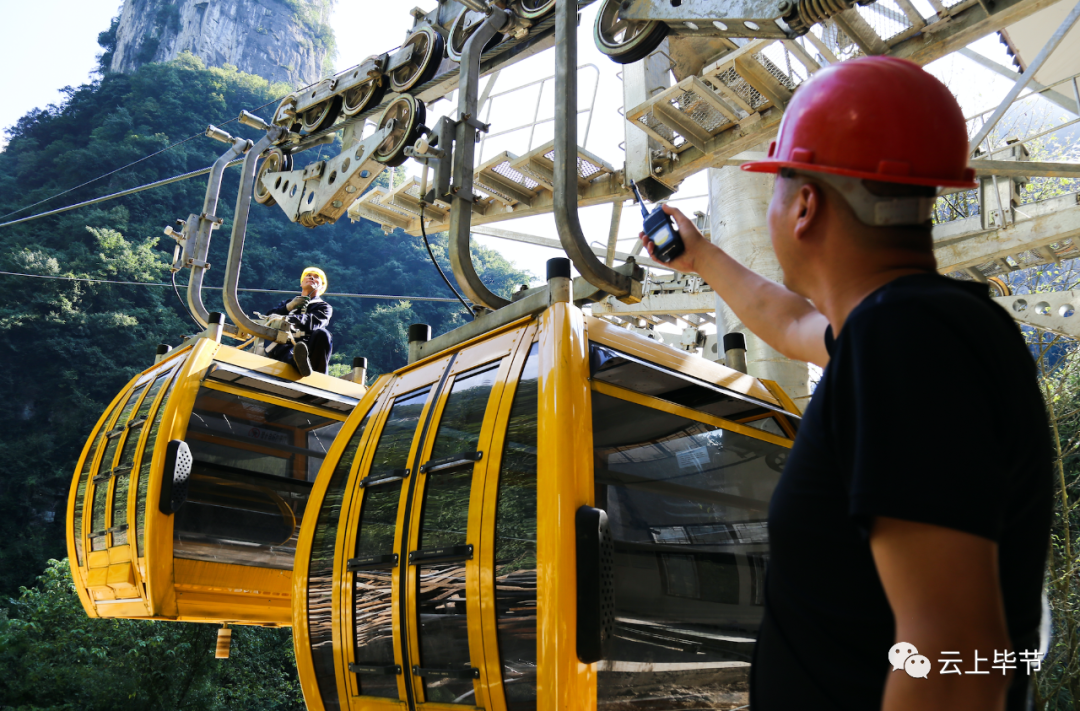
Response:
[459,114,490,133]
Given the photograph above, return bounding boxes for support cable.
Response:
[420,205,473,317]
[171,270,203,328]
[0,160,244,230]
[1,87,304,221]
[0,270,460,302]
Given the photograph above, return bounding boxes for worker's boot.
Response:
[293,341,313,378]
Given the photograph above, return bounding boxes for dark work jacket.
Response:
[268,296,332,335]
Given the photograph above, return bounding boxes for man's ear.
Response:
[792,182,822,242]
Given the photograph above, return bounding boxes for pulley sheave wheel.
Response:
[272,95,302,132]
[594,0,670,65]
[390,25,445,94]
[447,7,502,63]
[341,77,386,117]
[300,94,343,135]
[375,95,427,168]
[512,0,556,20]
[254,148,293,207]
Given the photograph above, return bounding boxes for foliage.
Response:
[96,15,120,75]
[936,95,1080,226]
[0,53,531,599]
[0,559,303,711]
[1002,262,1080,709]
[280,0,337,60]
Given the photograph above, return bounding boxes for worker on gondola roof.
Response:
[641,56,1051,711]
[266,266,333,376]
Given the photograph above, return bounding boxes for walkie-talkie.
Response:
[632,181,684,263]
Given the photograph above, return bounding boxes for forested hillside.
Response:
[0,51,531,603]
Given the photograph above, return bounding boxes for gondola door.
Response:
[341,323,535,711]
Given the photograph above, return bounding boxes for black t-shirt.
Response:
[750,273,1052,710]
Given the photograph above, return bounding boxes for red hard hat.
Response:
[742,56,977,189]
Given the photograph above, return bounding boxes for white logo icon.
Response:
[889,642,919,672]
[904,654,932,679]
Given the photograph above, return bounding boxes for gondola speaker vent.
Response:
[159,440,193,514]
[576,505,615,664]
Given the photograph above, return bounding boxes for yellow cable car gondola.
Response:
[290,263,800,710]
[65,319,366,627]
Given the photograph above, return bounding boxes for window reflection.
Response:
[351,386,429,700]
[592,391,786,709]
[494,344,539,711]
[136,374,179,558]
[177,387,341,569]
[414,364,499,705]
[310,414,370,711]
[352,481,402,700]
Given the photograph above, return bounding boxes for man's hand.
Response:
[638,204,717,274]
[872,517,1013,711]
[641,204,831,367]
[286,295,310,312]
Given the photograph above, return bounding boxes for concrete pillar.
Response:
[707,151,812,408]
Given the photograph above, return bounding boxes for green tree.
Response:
[0,51,532,599]
[1002,262,1080,709]
[0,559,303,711]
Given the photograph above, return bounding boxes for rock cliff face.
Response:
[109,0,333,88]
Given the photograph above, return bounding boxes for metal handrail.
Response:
[447,9,512,312]
[186,137,249,329]
[222,130,290,343]
[553,0,638,302]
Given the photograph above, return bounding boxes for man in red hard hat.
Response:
[641,56,1051,711]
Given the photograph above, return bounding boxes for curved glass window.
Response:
[351,386,431,700]
[592,390,787,709]
[309,413,372,711]
[413,364,500,706]
[88,385,144,552]
[136,372,180,558]
[493,344,539,711]
[177,386,342,569]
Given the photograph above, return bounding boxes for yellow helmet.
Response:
[301,266,328,297]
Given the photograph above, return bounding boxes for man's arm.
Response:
[640,205,830,367]
[871,517,1012,711]
[288,300,332,333]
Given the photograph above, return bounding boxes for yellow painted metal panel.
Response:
[175,591,292,626]
[214,346,368,400]
[94,600,152,618]
[87,550,110,569]
[108,545,132,564]
[390,355,454,398]
[591,379,794,448]
[173,558,292,597]
[107,563,139,597]
[405,315,535,371]
[760,378,802,417]
[144,338,220,619]
[586,316,783,409]
[537,303,596,710]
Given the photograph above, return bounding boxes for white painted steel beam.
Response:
[968,0,1080,151]
[591,291,716,317]
[934,195,1080,271]
[993,290,1080,337]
